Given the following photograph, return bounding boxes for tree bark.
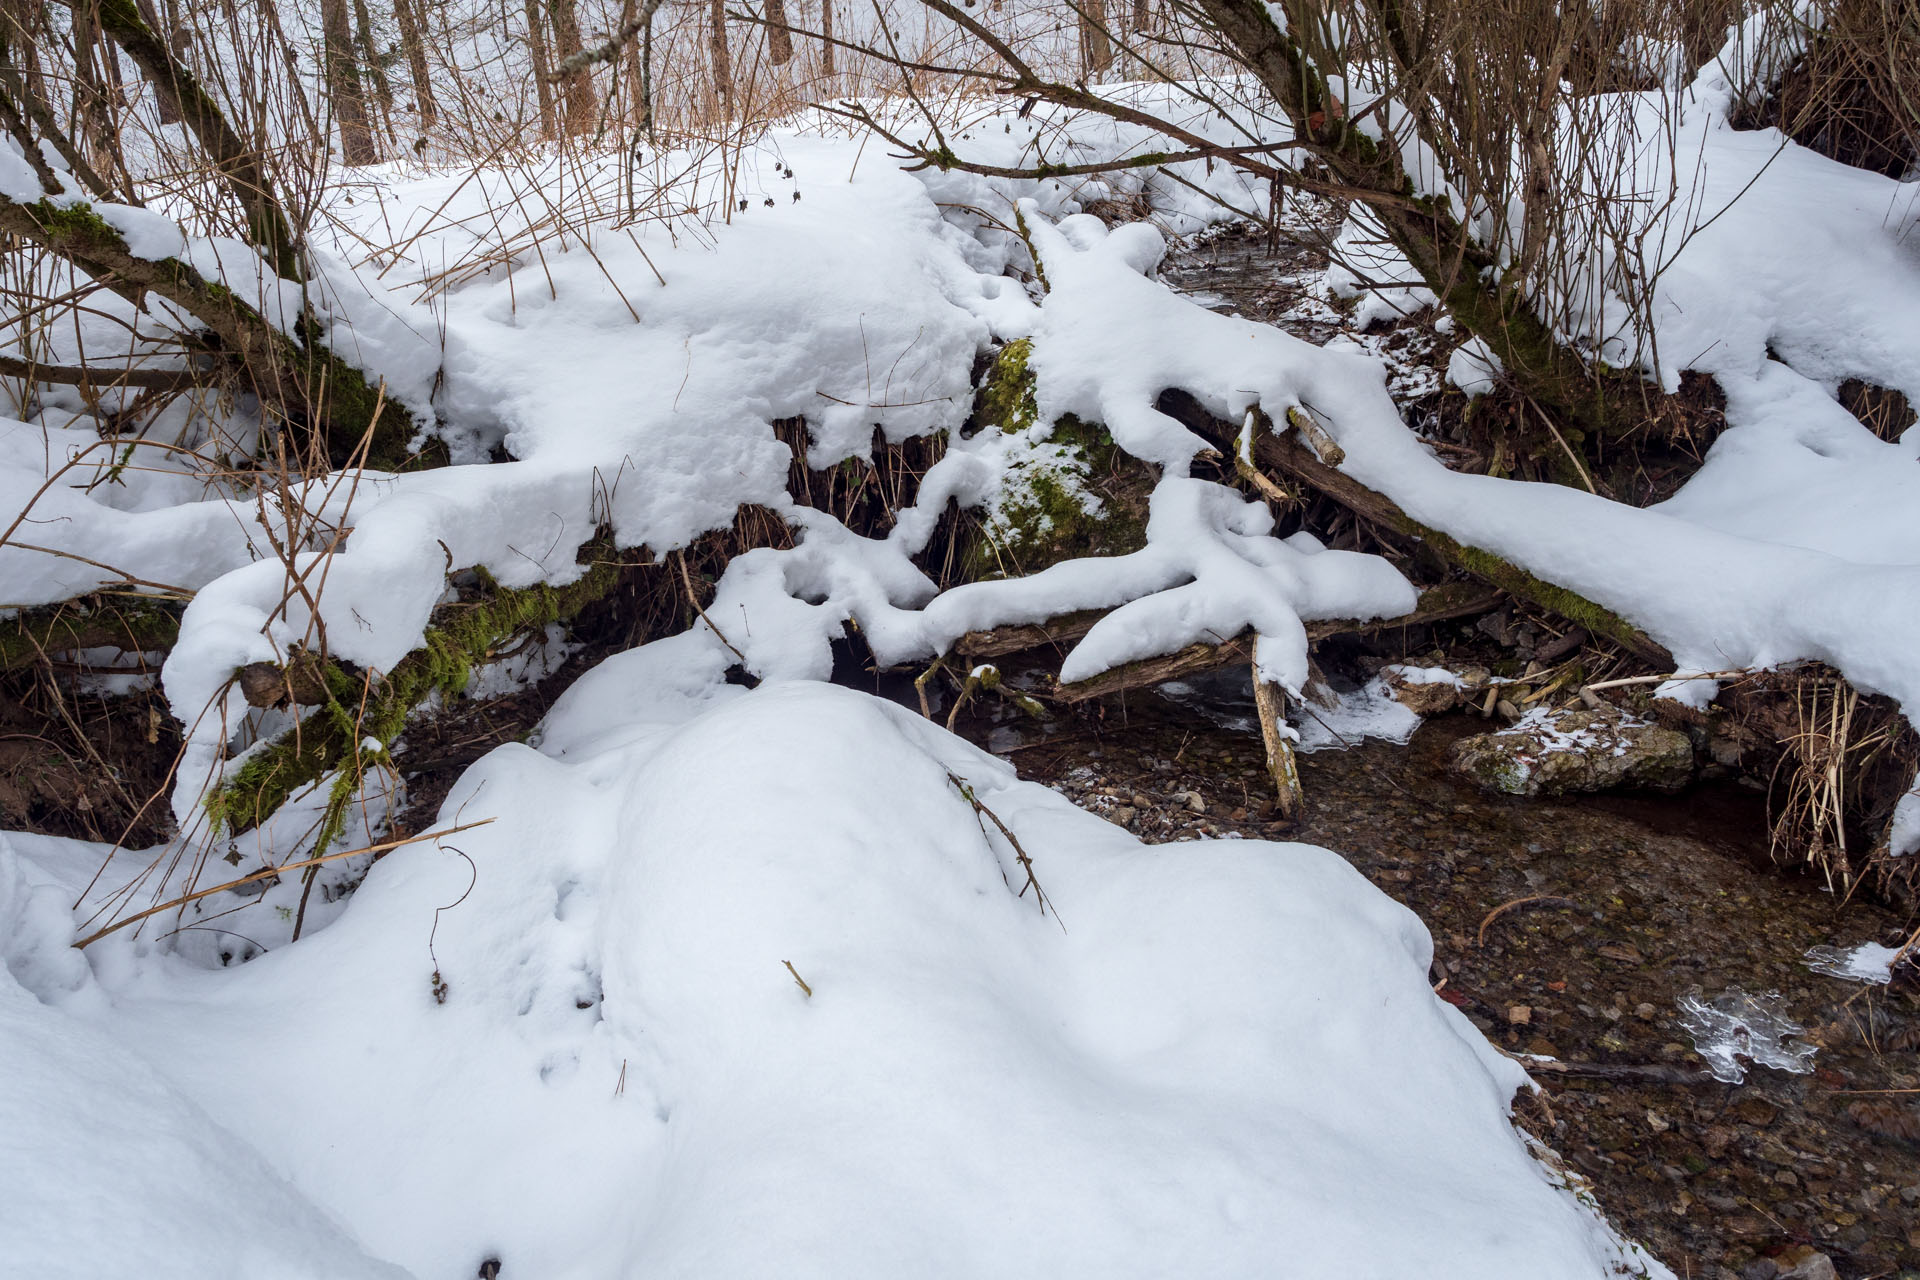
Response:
[764,0,794,65]
[548,0,597,134]
[1153,388,1674,666]
[66,0,302,276]
[320,0,376,164]
[129,0,181,123]
[1079,0,1113,80]
[709,0,732,113]
[524,0,558,139]
[1191,0,1625,446]
[818,0,834,77]
[351,0,395,140]
[391,0,437,126]
[1252,639,1304,819]
[0,190,416,468]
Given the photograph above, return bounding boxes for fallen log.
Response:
[957,608,1106,659]
[0,594,184,672]
[205,550,630,843]
[1048,581,1502,704]
[1156,389,1676,668]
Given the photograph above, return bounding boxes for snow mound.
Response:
[4,655,1663,1278]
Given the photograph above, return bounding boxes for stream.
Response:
[952,684,1920,1279]
[971,224,1920,1278]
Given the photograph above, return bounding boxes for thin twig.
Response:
[77,818,495,947]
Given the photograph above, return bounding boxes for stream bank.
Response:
[957,686,1920,1280]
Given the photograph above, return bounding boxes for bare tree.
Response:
[391,0,437,127]
[320,0,377,163]
[1078,0,1112,80]
[765,0,794,65]
[351,0,396,140]
[709,0,732,111]
[548,0,598,133]
[524,0,559,138]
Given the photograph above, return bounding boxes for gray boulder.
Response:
[1448,705,1693,797]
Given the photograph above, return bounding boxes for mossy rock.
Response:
[965,340,1147,579]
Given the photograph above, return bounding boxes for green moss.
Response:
[978,337,1038,434]
[1438,531,1663,661]
[0,595,182,672]
[963,342,1145,580]
[204,551,623,840]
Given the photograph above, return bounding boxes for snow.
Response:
[7,34,1920,1273]
[95,203,189,262]
[1,662,1667,1278]
[1294,675,1423,753]
[988,153,1920,757]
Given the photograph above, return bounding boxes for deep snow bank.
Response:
[3,647,1663,1278]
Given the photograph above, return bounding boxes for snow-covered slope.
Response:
[2,651,1666,1278]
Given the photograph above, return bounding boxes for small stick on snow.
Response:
[676,550,748,665]
[76,818,496,948]
[782,960,813,998]
[947,771,1055,922]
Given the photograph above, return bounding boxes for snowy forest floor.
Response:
[11,77,1920,1275]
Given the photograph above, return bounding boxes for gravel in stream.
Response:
[967,700,1920,1280]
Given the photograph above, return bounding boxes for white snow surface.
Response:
[1,655,1666,1278]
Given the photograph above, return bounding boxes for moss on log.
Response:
[0,595,183,672]
[0,192,419,470]
[1157,388,1674,667]
[204,552,625,840]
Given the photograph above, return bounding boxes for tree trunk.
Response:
[819,0,834,77]
[351,0,395,140]
[391,0,437,127]
[70,3,121,185]
[88,0,303,278]
[320,0,376,164]
[548,0,597,135]
[130,0,180,124]
[708,0,732,114]
[524,0,557,139]
[764,0,794,65]
[1080,0,1113,80]
[1193,0,1628,448]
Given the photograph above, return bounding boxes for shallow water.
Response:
[967,692,1920,1279]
